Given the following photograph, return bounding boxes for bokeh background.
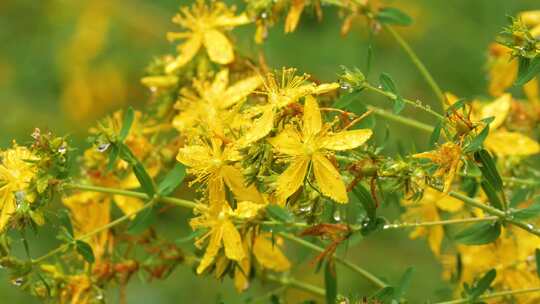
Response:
[0,0,538,303]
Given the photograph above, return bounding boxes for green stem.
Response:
[366,105,434,133]
[363,83,445,120]
[64,183,198,209]
[278,232,387,289]
[383,24,446,110]
[434,287,540,304]
[384,216,499,230]
[265,274,326,297]
[32,198,157,264]
[448,191,540,237]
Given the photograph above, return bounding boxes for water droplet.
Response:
[260,12,268,19]
[97,143,110,153]
[95,292,104,301]
[11,278,23,286]
[377,85,383,89]
[149,86,157,93]
[340,82,351,91]
[58,145,67,154]
[527,223,535,230]
[299,205,312,213]
[333,210,342,222]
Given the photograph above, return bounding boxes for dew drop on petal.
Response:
[97,143,111,153]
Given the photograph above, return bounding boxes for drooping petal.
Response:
[253,234,291,271]
[285,0,306,33]
[221,75,262,109]
[302,95,322,138]
[239,106,274,145]
[222,220,245,261]
[428,225,444,256]
[221,165,264,203]
[165,35,202,74]
[214,13,251,27]
[322,129,372,151]
[0,190,15,232]
[196,226,223,274]
[312,153,348,203]
[203,29,234,64]
[267,126,304,156]
[275,157,309,204]
[485,131,540,156]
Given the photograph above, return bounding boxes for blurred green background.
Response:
[0,0,538,303]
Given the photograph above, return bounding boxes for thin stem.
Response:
[366,105,434,133]
[363,83,445,120]
[448,191,540,237]
[32,198,157,264]
[64,183,198,209]
[265,274,325,297]
[434,287,540,304]
[278,232,387,289]
[383,24,446,109]
[384,216,499,230]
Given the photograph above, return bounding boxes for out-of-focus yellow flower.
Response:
[413,142,462,193]
[63,192,111,261]
[269,96,372,204]
[401,188,463,256]
[487,44,518,97]
[0,145,37,232]
[177,136,264,203]
[519,10,540,37]
[190,201,263,274]
[285,0,306,33]
[240,68,339,145]
[165,0,250,73]
[60,274,92,304]
[173,69,262,136]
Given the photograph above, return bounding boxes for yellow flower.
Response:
[62,192,111,261]
[268,95,372,204]
[165,0,250,73]
[177,136,264,203]
[413,142,462,193]
[173,69,262,136]
[0,145,37,232]
[285,0,306,33]
[240,68,340,145]
[486,44,518,97]
[190,201,264,274]
[401,188,463,256]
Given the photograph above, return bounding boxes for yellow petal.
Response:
[113,195,144,217]
[197,226,223,274]
[209,177,226,203]
[519,10,540,26]
[234,201,264,219]
[176,145,212,168]
[303,95,322,138]
[222,220,245,261]
[524,78,539,104]
[253,235,291,271]
[165,35,202,74]
[275,157,309,204]
[428,225,444,256]
[285,0,306,33]
[221,165,264,203]
[215,13,251,27]
[268,126,304,156]
[322,129,372,151]
[221,75,262,108]
[484,131,540,156]
[312,83,340,94]
[0,190,15,232]
[240,107,274,145]
[312,153,348,203]
[203,29,234,65]
[210,69,229,95]
[472,94,511,129]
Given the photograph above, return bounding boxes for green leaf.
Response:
[454,222,501,245]
[469,269,496,300]
[513,201,540,221]
[107,144,119,172]
[266,205,294,223]
[480,181,503,210]
[58,210,74,238]
[351,184,376,220]
[76,240,95,264]
[371,286,395,302]
[157,164,186,196]
[464,125,490,153]
[376,7,413,26]
[128,206,156,234]
[474,149,503,192]
[119,106,135,142]
[445,98,467,115]
[324,261,337,304]
[119,144,155,196]
[333,90,362,109]
[429,120,443,148]
[536,249,540,278]
[395,267,414,299]
[379,73,405,114]
[516,57,540,86]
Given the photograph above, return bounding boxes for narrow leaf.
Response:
[158,164,186,196]
[128,206,156,234]
[474,149,503,191]
[119,106,135,142]
[379,73,397,93]
[395,267,414,298]
[470,269,496,300]
[266,205,294,223]
[76,240,95,264]
[429,120,443,148]
[464,125,490,153]
[351,184,376,220]
[454,222,501,245]
[324,261,337,304]
[536,249,540,278]
[516,57,540,86]
[376,7,413,26]
[333,90,362,110]
[480,181,503,210]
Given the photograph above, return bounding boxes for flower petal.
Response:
[240,107,274,145]
[268,126,304,156]
[196,226,223,274]
[485,131,540,156]
[253,234,291,271]
[285,0,306,33]
[221,75,262,109]
[275,157,309,204]
[303,95,322,138]
[210,69,229,96]
[222,220,245,261]
[165,35,202,74]
[215,13,251,27]
[312,153,348,203]
[322,129,372,151]
[176,145,212,168]
[113,195,144,218]
[221,165,264,203]
[203,29,234,64]
[0,190,15,232]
